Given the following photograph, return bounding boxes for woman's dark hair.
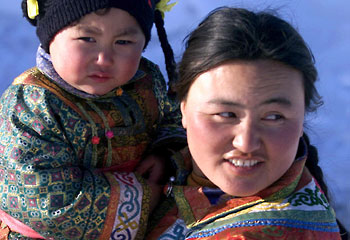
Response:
[176,7,348,237]
[304,133,348,239]
[177,7,322,113]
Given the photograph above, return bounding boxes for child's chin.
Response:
[83,88,110,96]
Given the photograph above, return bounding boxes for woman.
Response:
[146,7,347,239]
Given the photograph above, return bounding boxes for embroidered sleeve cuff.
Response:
[100,172,151,239]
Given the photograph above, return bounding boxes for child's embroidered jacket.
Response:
[0,48,185,239]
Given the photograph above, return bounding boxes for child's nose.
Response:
[96,49,114,66]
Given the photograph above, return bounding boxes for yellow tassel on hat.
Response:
[27,0,39,19]
[156,0,177,19]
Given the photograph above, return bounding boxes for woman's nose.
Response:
[232,120,261,153]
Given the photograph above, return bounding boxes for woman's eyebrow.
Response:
[261,97,292,107]
[206,97,292,108]
[206,99,242,107]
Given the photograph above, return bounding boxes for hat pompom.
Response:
[21,0,38,26]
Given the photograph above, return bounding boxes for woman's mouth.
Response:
[227,159,260,167]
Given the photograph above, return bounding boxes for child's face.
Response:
[49,8,146,95]
[181,60,305,197]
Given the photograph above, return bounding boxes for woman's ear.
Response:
[180,101,187,129]
[300,125,304,138]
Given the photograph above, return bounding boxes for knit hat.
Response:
[22,0,160,52]
[22,0,178,90]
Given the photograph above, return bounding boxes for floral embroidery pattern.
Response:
[287,186,330,209]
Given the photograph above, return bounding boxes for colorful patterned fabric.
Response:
[147,142,341,240]
[0,51,185,239]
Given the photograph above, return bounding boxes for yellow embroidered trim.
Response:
[87,102,113,167]
[191,199,265,227]
[173,186,196,225]
[77,102,98,167]
[155,0,177,19]
[27,0,39,19]
[134,174,151,239]
[187,172,217,188]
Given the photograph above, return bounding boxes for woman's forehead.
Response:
[192,60,303,91]
[186,60,305,107]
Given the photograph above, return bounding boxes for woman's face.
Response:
[181,60,305,196]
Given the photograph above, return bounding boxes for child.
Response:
[0,0,185,239]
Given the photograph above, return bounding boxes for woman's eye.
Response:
[217,112,236,118]
[263,114,284,121]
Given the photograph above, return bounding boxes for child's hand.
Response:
[136,154,167,212]
[136,154,165,184]
[146,180,162,213]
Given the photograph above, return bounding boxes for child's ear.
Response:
[180,101,187,129]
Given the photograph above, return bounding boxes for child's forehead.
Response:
[68,8,142,33]
[71,8,114,24]
[73,23,142,37]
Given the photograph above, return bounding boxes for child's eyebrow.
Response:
[114,27,140,37]
[76,25,140,37]
[75,25,101,35]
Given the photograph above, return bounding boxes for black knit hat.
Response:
[22,0,178,89]
[22,0,158,52]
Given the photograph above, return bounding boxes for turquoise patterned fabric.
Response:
[0,50,186,239]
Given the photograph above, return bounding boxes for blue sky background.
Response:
[1,0,349,230]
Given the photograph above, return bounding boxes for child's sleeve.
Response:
[150,65,187,153]
[0,85,150,239]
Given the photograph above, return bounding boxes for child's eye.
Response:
[78,37,95,43]
[116,40,132,45]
